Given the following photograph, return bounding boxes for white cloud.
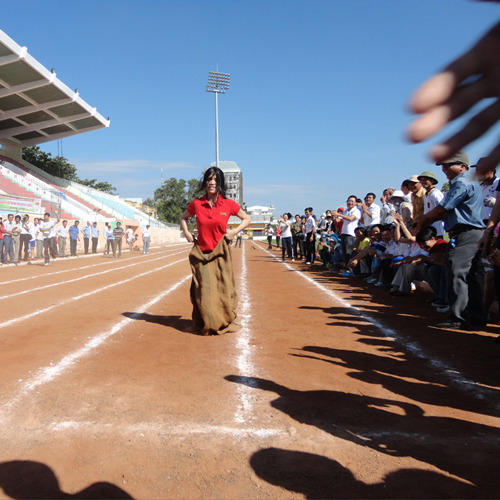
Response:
[71,159,198,176]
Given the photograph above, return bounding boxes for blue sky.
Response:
[3,0,500,216]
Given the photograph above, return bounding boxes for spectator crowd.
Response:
[272,152,500,333]
[0,215,152,266]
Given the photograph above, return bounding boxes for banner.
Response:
[0,193,42,214]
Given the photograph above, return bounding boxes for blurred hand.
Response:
[408,20,500,167]
[489,247,500,266]
[478,231,491,251]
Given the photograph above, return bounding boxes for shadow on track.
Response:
[122,313,196,334]
[225,375,500,498]
[0,460,133,499]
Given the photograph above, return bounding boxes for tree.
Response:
[152,177,200,224]
[442,182,450,194]
[22,146,79,181]
[22,146,118,195]
[77,178,117,195]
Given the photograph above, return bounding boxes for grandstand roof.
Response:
[0,29,109,147]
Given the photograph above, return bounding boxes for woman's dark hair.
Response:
[355,227,367,237]
[197,166,227,198]
[286,212,292,220]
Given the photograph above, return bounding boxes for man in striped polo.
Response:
[112,222,125,258]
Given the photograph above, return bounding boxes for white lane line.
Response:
[48,420,286,438]
[0,257,188,331]
[0,243,191,286]
[1,274,191,412]
[256,243,500,410]
[0,249,189,301]
[234,242,257,425]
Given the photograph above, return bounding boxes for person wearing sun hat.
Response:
[417,151,487,331]
[418,170,445,238]
[406,175,426,222]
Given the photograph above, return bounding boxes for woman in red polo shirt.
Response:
[180,166,250,336]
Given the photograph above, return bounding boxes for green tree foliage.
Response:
[22,146,117,195]
[442,182,450,193]
[152,177,200,224]
[77,178,117,195]
[22,146,79,181]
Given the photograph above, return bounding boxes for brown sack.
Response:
[189,237,240,336]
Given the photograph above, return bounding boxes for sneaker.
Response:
[341,271,354,277]
[292,259,295,262]
[436,305,450,314]
[431,298,447,308]
[45,263,49,266]
[305,262,311,265]
[374,281,385,287]
[410,282,416,291]
[366,277,378,284]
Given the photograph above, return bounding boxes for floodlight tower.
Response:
[206,69,230,169]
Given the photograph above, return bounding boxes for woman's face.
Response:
[283,214,288,221]
[206,174,217,195]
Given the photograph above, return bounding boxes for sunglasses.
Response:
[441,162,463,169]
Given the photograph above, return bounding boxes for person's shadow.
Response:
[250,448,479,499]
[122,313,194,334]
[0,460,133,499]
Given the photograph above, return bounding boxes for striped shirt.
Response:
[113,227,124,238]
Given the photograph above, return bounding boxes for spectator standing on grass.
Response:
[19,215,32,262]
[91,222,100,254]
[113,222,125,258]
[126,225,134,252]
[40,212,60,266]
[56,220,69,258]
[291,215,304,260]
[29,218,39,261]
[407,175,426,222]
[360,193,381,228]
[266,224,274,250]
[333,196,361,264]
[36,218,44,258]
[304,207,316,265]
[275,222,281,249]
[104,223,113,255]
[142,225,151,254]
[417,152,487,330]
[2,214,15,265]
[472,157,499,224]
[418,171,445,238]
[279,213,293,262]
[68,221,80,257]
[81,221,91,254]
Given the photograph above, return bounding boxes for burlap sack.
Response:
[189,237,241,336]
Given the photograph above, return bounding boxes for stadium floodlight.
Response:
[206,69,230,169]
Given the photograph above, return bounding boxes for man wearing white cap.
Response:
[407,175,425,222]
[472,157,499,223]
[418,171,445,238]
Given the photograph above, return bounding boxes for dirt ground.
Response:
[0,240,499,499]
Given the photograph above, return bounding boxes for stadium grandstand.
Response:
[0,29,179,241]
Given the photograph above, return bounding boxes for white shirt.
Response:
[267,227,274,236]
[341,207,361,237]
[143,228,151,238]
[361,203,381,227]
[280,221,292,238]
[305,215,316,233]
[480,176,499,220]
[21,221,32,235]
[57,225,69,238]
[29,224,39,241]
[424,188,445,235]
[3,220,14,235]
[39,220,57,239]
[126,228,134,241]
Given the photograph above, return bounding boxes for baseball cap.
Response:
[470,157,494,169]
[337,207,345,212]
[388,190,406,200]
[435,151,469,167]
[407,175,420,183]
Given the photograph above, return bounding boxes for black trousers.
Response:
[44,237,57,264]
[305,232,316,263]
[19,233,31,261]
[293,236,304,259]
[267,235,273,249]
[92,237,98,253]
[84,237,90,254]
[70,239,77,256]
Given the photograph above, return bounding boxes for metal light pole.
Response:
[206,70,230,169]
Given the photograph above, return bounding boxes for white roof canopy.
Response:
[0,29,109,147]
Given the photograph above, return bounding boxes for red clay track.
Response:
[0,240,499,499]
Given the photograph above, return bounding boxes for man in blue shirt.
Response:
[417,151,486,330]
[68,220,80,256]
[81,221,91,254]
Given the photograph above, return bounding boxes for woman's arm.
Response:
[180,209,195,243]
[225,209,251,240]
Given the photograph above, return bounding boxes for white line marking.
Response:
[0,249,189,301]
[48,420,286,438]
[234,243,257,424]
[1,274,191,412]
[0,257,188,331]
[0,243,191,287]
[256,244,500,410]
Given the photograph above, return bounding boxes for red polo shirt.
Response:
[187,195,241,253]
